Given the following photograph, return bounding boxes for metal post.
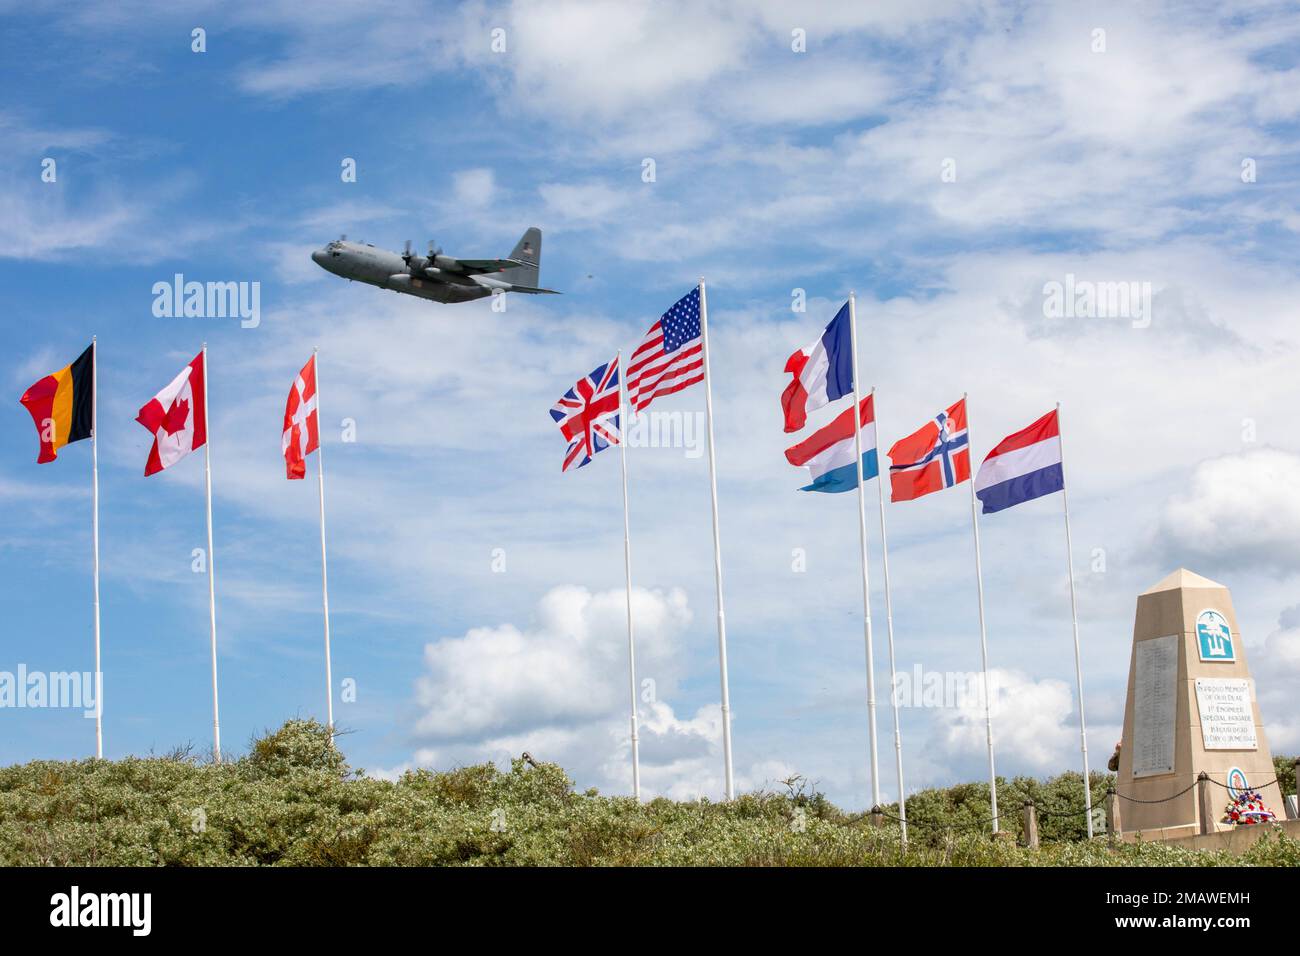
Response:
[201,344,221,763]
[1056,403,1093,837]
[697,279,734,801]
[314,349,334,738]
[617,349,640,801]
[965,393,998,833]
[846,293,880,809]
[872,387,907,847]
[91,336,102,759]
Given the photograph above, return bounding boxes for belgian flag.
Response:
[20,343,94,463]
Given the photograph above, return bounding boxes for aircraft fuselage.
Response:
[311,241,492,303]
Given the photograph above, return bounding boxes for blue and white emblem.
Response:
[1196,609,1235,662]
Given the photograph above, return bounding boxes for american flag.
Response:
[627,286,705,412]
[549,355,621,472]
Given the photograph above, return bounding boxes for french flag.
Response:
[781,302,852,433]
[974,409,1064,514]
[784,394,877,493]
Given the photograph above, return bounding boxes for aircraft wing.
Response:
[447,257,528,274]
[507,284,562,295]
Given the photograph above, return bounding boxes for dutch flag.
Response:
[784,394,877,493]
[974,409,1064,514]
[781,302,853,433]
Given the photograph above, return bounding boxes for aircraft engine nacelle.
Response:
[431,254,463,272]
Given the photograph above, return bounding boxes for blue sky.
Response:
[3,1,1300,807]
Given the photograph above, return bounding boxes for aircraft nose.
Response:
[311,249,326,267]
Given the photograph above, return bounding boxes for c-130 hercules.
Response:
[310,227,559,303]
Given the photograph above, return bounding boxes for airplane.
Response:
[310,226,559,303]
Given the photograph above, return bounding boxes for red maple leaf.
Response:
[162,398,190,435]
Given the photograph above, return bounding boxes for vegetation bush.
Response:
[1,719,1295,866]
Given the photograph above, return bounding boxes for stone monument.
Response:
[1116,569,1283,837]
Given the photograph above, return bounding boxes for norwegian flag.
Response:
[887,398,970,501]
[136,350,207,477]
[550,355,621,472]
[282,354,320,480]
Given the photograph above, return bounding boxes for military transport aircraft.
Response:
[310,227,559,303]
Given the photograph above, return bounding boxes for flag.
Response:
[784,394,877,493]
[626,287,704,412]
[780,302,852,433]
[136,350,206,476]
[550,355,621,472]
[19,344,94,463]
[888,398,969,501]
[974,409,1063,514]
[282,354,320,480]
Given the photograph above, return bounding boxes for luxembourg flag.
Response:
[780,302,852,433]
[974,409,1063,514]
[784,394,877,493]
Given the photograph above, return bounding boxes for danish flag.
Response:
[283,354,320,480]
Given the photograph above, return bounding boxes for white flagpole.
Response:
[202,343,222,763]
[1057,402,1093,837]
[697,278,735,801]
[872,387,906,845]
[91,336,102,759]
[314,348,335,739]
[964,392,998,832]
[617,349,641,801]
[847,293,881,810]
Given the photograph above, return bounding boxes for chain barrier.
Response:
[1112,780,1199,804]
[1203,775,1284,792]
[872,807,1002,833]
[1032,803,1095,819]
[867,771,1293,835]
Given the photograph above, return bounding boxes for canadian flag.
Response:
[282,354,319,480]
[137,350,207,476]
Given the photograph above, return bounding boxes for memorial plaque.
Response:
[1132,634,1177,777]
[1195,678,1258,750]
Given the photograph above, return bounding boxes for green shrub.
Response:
[1,721,1295,867]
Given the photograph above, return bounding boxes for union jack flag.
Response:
[887,398,970,501]
[550,355,622,472]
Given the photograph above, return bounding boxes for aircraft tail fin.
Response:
[501,227,541,288]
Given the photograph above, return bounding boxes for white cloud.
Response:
[539,180,632,223]
[413,584,691,740]
[935,669,1078,771]
[452,168,496,207]
[400,585,802,799]
[1261,606,1300,675]
[1158,449,1300,574]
